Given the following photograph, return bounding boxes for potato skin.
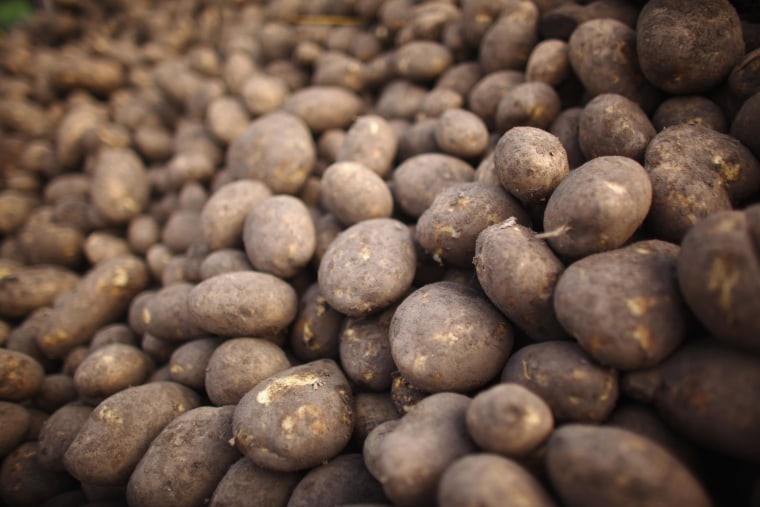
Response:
[0,349,45,402]
[0,265,79,320]
[168,337,221,391]
[0,442,78,507]
[0,401,30,458]
[126,406,240,507]
[546,425,710,507]
[37,403,93,471]
[141,283,207,343]
[340,305,396,392]
[63,381,201,486]
[73,344,154,404]
[209,458,300,507]
[290,283,344,362]
[201,180,272,251]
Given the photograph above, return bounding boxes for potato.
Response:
[494,126,569,206]
[89,324,137,351]
[64,381,201,486]
[353,392,401,446]
[241,73,290,117]
[199,249,252,279]
[205,338,290,406]
[313,52,366,92]
[340,304,396,392]
[375,80,427,120]
[466,383,553,457]
[436,62,482,96]
[289,283,343,362]
[0,190,38,235]
[501,341,619,423]
[652,95,727,132]
[419,88,464,119]
[370,392,476,507]
[478,0,539,73]
[0,442,77,507]
[336,115,398,178]
[495,81,561,133]
[390,281,513,393]
[393,41,452,82]
[644,123,760,242]
[83,232,131,264]
[232,359,354,472]
[161,209,202,254]
[0,402,29,458]
[578,93,656,162]
[199,180,272,252]
[287,453,388,507]
[434,108,489,159]
[677,208,760,353]
[467,70,525,128]
[0,264,79,320]
[390,374,429,415]
[542,156,652,259]
[242,195,315,278]
[188,271,297,337]
[167,337,220,391]
[90,148,149,225]
[126,406,240,507]
[731,91,760,162]
[283,86,363,133]
[33,374,77,413]
[37,403,93,471]
[438,453,556,507]
[415,182,530,267]
[140,283,206,342]
[73,344,154,404]
[546,425,710,507]
[0,349,45,402]
[397,118,440,160]
[525,38,570,86]
[320,162,393,226]
[209,458,300,507]
[318,218,416,317]
[133,123,173,162]
[18,208,85,268]
[637,0,744,94]
[549,107,584,168]
[568,18,659,112]
[226,111,315,194]
[206,96,249,145]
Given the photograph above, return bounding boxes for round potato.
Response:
[37,403,93,471]
[320,162,393,226]
[74,344,154,404]
[0,349,45,402]
[200,180,272,251]
[168,337,221,391]
[209,457,300,507]
[337,115,398,178]
[289,283,343,362]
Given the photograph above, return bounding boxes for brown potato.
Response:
[289,283,343,362]
[37,403,93,471]
[206,96,249,145]
[32,373,77,413]
[525,38,571,86]
[393,41,453,82]
[313,52,366,92]
[434,108,489,159]
[480,1,539,71]
[161,210,202,254]
[74,344,154,404]
[140,283,206,343]
[419,88,464,119]
[340,304,397,392]
[0,349,45,402]
[199,249,253,279]
[18,207,85,268]
[167,337,221,391]
[652,95,727,132]
[539,0,638,39]
[467,70,525,128]
[0,442,77,507]
[241,73,290,117]
[90,148,149,225]
[283,86,363,133]
[209,458,300,507]
[0,401,29,458]
[201,180,273,251]
[549,107,584,168]
[396,118,440,160]
[436,62,483,97]
[375,80,427,120]
[731,91,760,164]
[337,115,398,178]
[320,162,393,226]
[0,264,79,320]
[495,81,561,133]
[0,190,38,235]
[353,392,401,446]
[390,374,429,415]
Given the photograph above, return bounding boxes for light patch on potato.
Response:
[256,373,323,405]
[605,181,628,195]
[707,256,739,312]
[626,296,657,316]
[95,405,123,425]
[633,325,654,351]
[141,308,151,325]
[711,154,740,182]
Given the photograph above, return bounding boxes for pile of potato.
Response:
[0,0,759,505]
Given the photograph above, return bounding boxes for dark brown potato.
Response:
[370,392,476,507]
[320,162,394,226]
[466,383,554,457]
[730,91,760,160]
[73,344,154,404]
[126,406,241,507]
[549,107,584,168]
[677,207,760,353]
[209,457,300,507]
[438,453,557,507]
[416,182,530,267]
[390,281,513,393]
[554,240,690,370]
[543,156,652,259]
[478,0,539,73]
[0,264,79,320]
[468,70,525,128]
[63,381,201,486]
[140,283,206,343]
[353,392,401,446]
[652,95,728,132]
[397,118,440,160]
[290,284,343,362]
[337,115,398,178]
[83,232,131,264]
[539,0,639,40]
[89,324,137,351]
[161,210,202,254]
[393,41,453,82]
[90,148,150,226]
[434,108,489,159]
[0,349,45,402]
[546,425,711,507]
[201,180,272,251]
[318,218,416,317]
[205,338,290,406]
[340,304,397,392]
[525,38,571,86]
[0,190,38,235]
[18,208,85,268]
[419,88,464,118]
[205,96,249,145]
[578,93,656,162]
[241,73,290,117]
[188,271,298,337]
[168,337,221,391]
[0,442,78,507]
[283,86,363,133]
[232,359,354,472]
[375,80,428,120]
[37,403,93,471]
[33,374,77,413]
[199,249,252,279]
[495,81,561,133]
[501,341,619,423]
[0,401,29,458]
[637,0,744,94]
[436,62,483,99]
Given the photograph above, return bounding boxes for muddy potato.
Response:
[652,96,727,132]
[371,392,476,507]
[283,86,363,133]
[501,341,619,423]
[543,156,652,259]
[290,284,343,362]
[90,148,149,225]
[0,402,29,458]
[133,123,173,162]
[731,91,760,160]
[554,240,690,370]
[479,0,539,73]
[340,305,397,392]
[37,403,93,471]
[226,111,315,195]
[33,374,77,413]
[126,406,240,507]
[161,210,202,254]
[161,339,215,392]
[390,374,429,414]
[420,89,464,119]
[288,454,388,507]
[495,81,561,133]
[0,264,79,320]
[438,453,556,507]
[578,94,656,162]
[141,283,206,343]
[434,108,489,159]
[416,182,530,267]
[525,38,570,86]
[623,340,760,462]
[205,338,290,406]
[539,0,638,39]
[209,458,300,507]
[436,62,482,97]
[74,344,154,404]
[63,381,201,486]
[494,126,569,206]
[336,115,398,178]
[397,118,440,160]
[320,162,393,226]
[201,180,272,251]
[467,70,525,128]
[375,80,428,120]
[1,442,78,507]
[546,425,710,507]
[678,208,760,353]
[644,124,760,242]
[199,249,252,279]
[232,359,354,472]
[393,41,452,82]
[353,392,401,446]
[318,218,416,317]
[313,52,366,92]
[0,349,45,402]
[390,281,513,393]
[89,324,137,351]
[637,0,744,94]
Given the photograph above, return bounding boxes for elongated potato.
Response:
[0,264,79,320]
[0,349,45,402]
[90,148,149,225]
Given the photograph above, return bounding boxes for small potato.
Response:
[467,70,525,128]
[243,195,315,278]
[318,218,416,317]
[37,403,93,471]
[415,182,530,267]
[434,108,489,159]
[678,208,760,353]
[578,93,656,162]
[0,349,45,402]
[353,392,401,446]
[201,180,272,251]
[549,107,584,167]
[74,344,154,404]
[419,88,464,118]
[390,281,513,393]
[226,111,315,194]
[0,401,29,458]
[283,86,363,133]
[90,148,149,225]
[126,406,241,507]
[209,458,300,507]
[438,454,556,507]
[0,442,77,507]
[161,210,202,254]
[127,215,160,255]
[206,96,249,145]
[337,115,398,177]
[289,284,343,362]
[241,73,290,116]
[481,2,539,71]
[18,208,85,268]
[33,374,77,413]
[397,118,440,160]
[199,249,253,279]
[546,425,710,507]
[340,305,396,392]
[435,62,482,97]
[371,392,476,507]
[543,156,652,259]
[494,126,569,206]
[320,162,393,226]
[525,38,571,86]
[495,81,561,133]
[375,80,428,120]
[133,123,173,162]
[731,91,760,160]
[168,337,221,391]
[0,264,79,320]
[313,52,367,92]
[0,190,38,235]
[205,338,290,406]
[501,341,619,423]
[141,283,207,342]
[393,41,452,82]
[188,271,298,337]
[391,374,429,414]
[232,359,354,472]
[89,324,137,351]
[63,381,201,486]
[652,95,727,132]
[83,232,131,264]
